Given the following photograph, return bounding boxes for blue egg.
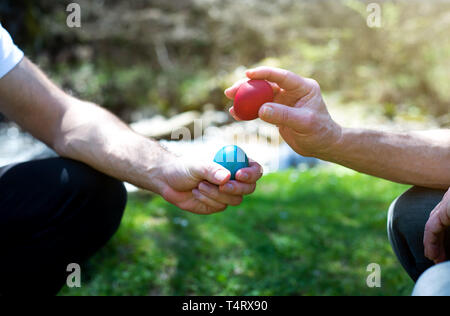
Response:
[214,145,249,180]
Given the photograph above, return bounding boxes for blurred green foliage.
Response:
[60,167,413,296]
[0,0,449,124]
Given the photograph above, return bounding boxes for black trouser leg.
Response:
[387,186,449,282]
[0,158,127,295]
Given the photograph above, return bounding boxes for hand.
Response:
[424,189,450,264]
[154,155,263,215]
[225,67,342,158]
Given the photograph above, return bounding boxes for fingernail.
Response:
[260,105,273,117]
[239,172,249,181]
[215,170,229,182]
[225,183,234,191]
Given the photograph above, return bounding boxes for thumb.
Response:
[189,161,231,186]
[259,102,311,131]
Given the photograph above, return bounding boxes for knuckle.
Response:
[242,184,255,195]
[208,188,219,199]
[308,78,321,91]
[193,164,209,180]
[444,205,450,224]
[424,222,432,233]
[301,110,316,130]
[233,186,243,195]
[281,108,291,123]
[280,70,290,82]
[207,164,218,176]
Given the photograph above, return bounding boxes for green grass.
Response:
[60,166,414,296]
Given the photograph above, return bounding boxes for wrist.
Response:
[143,150,178,196]
[313,122,345,161]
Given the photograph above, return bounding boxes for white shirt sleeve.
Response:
[0,23,24,79]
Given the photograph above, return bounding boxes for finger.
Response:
[226,78,281,100]
[425,193,450,262]
[430,230,447,264]
[259,102,314,132]
[429,201,442,218]
[434,234,447,264]
[192,189,227,211]
[176,195,226,215]
[225,78,248,99]
[198,182,243,206]
[235,160,263,183]
[424,211,445,261]
[444,189,450,200]
[434,197,450,263]
[437,200,450,227]
[219,181,256,196]
[189,161,231,186]
[229,107,243,121]
[424,236,441,263]
[267,81,281,95]
[246,66,313,95]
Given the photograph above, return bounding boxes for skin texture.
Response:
[0,57,263,215]
[424,189,450,264]
[226,66,450,259]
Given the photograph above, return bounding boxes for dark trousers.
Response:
[0,158,127,295]
[388,186,449,283]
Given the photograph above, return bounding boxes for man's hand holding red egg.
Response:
[225,66,342,159]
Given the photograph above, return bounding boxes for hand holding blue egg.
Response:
[214,145,249,180]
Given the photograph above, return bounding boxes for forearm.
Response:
[0,58,173,194]
[54,99,174,194]
[322,128,450,189]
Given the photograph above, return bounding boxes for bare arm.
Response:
[323,128,450,189]
[0,58,263,214]
[225,67,450,189]
[0,58,171,193]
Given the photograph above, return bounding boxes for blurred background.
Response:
[0,0,449,295]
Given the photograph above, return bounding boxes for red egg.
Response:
[234,80,274,121]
